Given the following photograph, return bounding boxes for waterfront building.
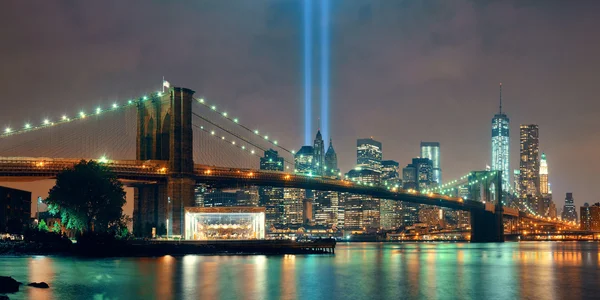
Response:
[491,83,510,192]
[561,193,578,222]
[184,207,265,240]
[420,142,441,185]
[580,203,600,231]
[283,188,305,225]
[0,186,31,233]
[357,138,382,171]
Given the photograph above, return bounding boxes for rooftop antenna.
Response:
[499,82,503,114]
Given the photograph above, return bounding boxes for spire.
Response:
[499,82,503,114]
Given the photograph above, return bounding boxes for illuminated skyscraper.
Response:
[420,142,441,185]
[562,193,578,222]
[519,124,540,198]
[259,149,284,228]
[540,153,549,195]
[313,130,325,175]
[294,146,314,175]
[357,138,382,171]
[324,138,339,178]
[491,83,510,192]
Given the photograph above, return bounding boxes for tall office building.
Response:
[259,149,285,228]
[294,146,314,175]
[381,160,400,186]
[540,153,549,195]
[519,124,540,198]
[313,130,325,175]
[580,203,600,231]
[324,139,339,178]
[260,149,284,171]
[420,142,441,185]
[491,83,510,192]
[561,193,578,222]
[402,164,418,190]
[357,138,382,171]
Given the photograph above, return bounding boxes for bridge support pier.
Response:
[470,209,504,243]
[133,87,196,238]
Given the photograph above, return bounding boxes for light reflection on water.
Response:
[1,242,600,300]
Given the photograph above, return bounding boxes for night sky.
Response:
[1,1,599,214]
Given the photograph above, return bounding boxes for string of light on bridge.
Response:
[191,123,293,171]
[193,97,296,155]
[1,90,168,138]
[422,170,544,217]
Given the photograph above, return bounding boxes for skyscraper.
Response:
[259,149,285,228]
[294,146,314,175]
[313,130,325,175]
[491,83,510,192]
[540,153,549,195]
[381,160,401,186]
[357,138,382,171]
[519,124,540,198]
[324,138,339,178]
[562,193,578,222]
[420,142,441,185]
[580,203,600,231]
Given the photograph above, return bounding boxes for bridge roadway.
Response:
[0,157,571,227]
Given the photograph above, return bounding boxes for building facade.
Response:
[420,142,441,185]
[357,138,382,171]
[324,139,340,178]
[259,149,285,229]
[313,130,325,175]
[580,203,600,231]
[561,193,578,222]
[491,84,510,192]
[519,124,540,198]
[294,146,315,175]
[0,186,31,233]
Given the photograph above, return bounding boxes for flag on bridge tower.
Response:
[162,77,170,92]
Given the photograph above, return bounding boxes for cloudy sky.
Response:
[1,0,599,213]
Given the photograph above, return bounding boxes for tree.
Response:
[45,160,126,233]
[52,222,61,233]
[38,219,49,231]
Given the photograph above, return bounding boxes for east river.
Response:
[2,242,600,300]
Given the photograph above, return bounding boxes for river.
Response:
[2,242,599,299]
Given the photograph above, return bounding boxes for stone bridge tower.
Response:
[133,87,195,237]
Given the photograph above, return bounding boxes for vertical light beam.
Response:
[320,0,330,142]
[303,0,313,145]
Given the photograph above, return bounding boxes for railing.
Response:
[0,157,169,179]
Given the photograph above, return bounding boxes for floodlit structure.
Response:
[184,207,265,240]
[491,84,510,192]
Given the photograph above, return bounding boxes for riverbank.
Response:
[0,238,336,257]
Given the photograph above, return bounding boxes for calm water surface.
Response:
[2,242,600,300]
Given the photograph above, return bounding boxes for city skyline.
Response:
[1,1,599,209]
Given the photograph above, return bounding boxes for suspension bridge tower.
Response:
[133,87,196,237]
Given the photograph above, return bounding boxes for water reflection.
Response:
[2,242,600,300]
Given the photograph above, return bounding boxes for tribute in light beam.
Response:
[303,0,313,145]
[320,0,330,142]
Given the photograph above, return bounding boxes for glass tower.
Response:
[357,138,382,171]
[491,83,510,192]
[519,124,540,197]
[420,142,441,185]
